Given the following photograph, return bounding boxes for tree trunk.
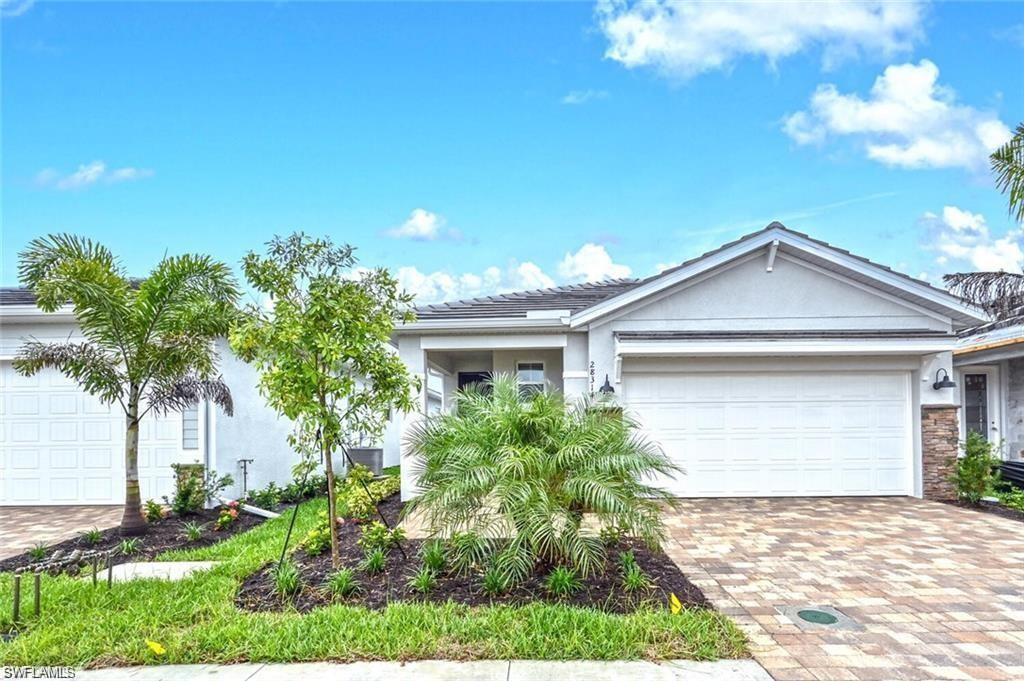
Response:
[322,434,341,569]
[120,388,147,536]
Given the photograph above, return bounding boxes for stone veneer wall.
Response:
[922,405,959,500]
[1006,358,1024,460]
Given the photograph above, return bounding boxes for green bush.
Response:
[406,374,679,586]
[119,537,142,555]
[271,559,301,597]
[361,547,387,574]
[165,464,233,516]
[331,464,400,520]
[357,521,406,553]
[144,499,165,523]
[408,566,437,594]
[953,432,1001,504]
[327,568,360,597]
[545,566,583,597]
[998,486,1024,512]
[80,527,103,545]
[420,540,446,574]
[300,511,334,556]
[246,482,282,509]
[28,542,46,561]
[183,521,204,542]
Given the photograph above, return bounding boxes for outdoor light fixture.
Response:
[598,374,615,395]
[933,368,956,391]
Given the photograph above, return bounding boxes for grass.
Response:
[0,498,746,666]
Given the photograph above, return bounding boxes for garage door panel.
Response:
[1,362,195,505]
[625,369,912,497]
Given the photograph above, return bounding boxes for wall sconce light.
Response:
[598,374,615,395]
[932,368,956,390]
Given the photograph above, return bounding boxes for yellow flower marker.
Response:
[669,592,682,614]
[145,639,166,656]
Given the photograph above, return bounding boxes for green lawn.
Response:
[0,499,746,667]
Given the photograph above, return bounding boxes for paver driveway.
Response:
[0,505,122,560]
[664,498,1024,681]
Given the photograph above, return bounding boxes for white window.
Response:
[182,402,199,450]
[517,362,545,397]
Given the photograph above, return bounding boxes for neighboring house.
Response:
[954,314,1024,460]
[0,288,417,506]
[393,223,988,501]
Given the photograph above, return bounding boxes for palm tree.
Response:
[944,123,1024,317]
[14,235,240,535]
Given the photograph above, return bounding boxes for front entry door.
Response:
[962,368,1001,442]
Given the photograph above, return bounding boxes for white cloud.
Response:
[920,206,1024,273]
[397,261,556,305]
[1,0,35,18]
[561,89,609,105]
[784,60,1012,171]
[35,160,154,190]
[558,243,632,282]
[385,208,462,241]
[596,0,923,80]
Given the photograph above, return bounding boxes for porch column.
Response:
[920,351,958,500]
[398,335,427,501]
[562,333,590,399]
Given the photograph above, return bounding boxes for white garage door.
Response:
[624,370,912,497]
[1,361,197,505]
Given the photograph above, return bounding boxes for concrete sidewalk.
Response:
[73,659,771,680]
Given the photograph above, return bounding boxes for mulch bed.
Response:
[237,494,709,615]
[944,499,1024,524]
[0,507,267,574]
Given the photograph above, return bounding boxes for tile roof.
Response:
[414,222,973,321]
[413,278,642,320]
[0,287,37,305]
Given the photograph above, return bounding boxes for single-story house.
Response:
[955,313,1024,460]
[0,287,434,506]
[393,223,988,501]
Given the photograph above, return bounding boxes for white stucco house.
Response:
[393,223,989,501]
[0,222,997,507]
[0,289,434,506]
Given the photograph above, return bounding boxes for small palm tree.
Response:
[15,235,239,535]
[405,375,679,585]
[944,122,1024,319]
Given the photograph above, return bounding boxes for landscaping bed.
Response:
[236,494,708,614]
[0,507,266,574]
[945,498,1024,524]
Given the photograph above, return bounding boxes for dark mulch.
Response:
[944,499,1024,524]
[0,508,266,574]
[237,494,709,615]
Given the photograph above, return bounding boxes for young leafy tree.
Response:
[943,122,1024,319]
[15,235,239,535]
[230,233,418,568]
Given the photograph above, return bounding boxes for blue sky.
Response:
[2,1,1022,303]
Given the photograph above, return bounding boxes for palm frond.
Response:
[143,375,233,417]
[944,271,1024,320]
[991,122,1024,223]
[13,340,125,409]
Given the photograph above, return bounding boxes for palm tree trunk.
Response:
[120,388,147,536]
[323,433,341,569]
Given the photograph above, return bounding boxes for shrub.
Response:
[300,512,335,556]
[420,540,445,574]
[330,464,401,520]
[271,559,301,597]
[144,500,165,523]
[80,527,103,545]
[183,521,204,542]
[119,537,142,555]
[28,542,47,561]
[999,486,1024,512]
[545,566,583,597]
[408,567,436,594]
[213,501,240,531]
[600,525,623,547]
[327,568,360,597]
[247,482,282,509]
[953,432,1001,504]
[165,464,233,516]
[357,521,406,553]
[361,547,387,574]
[618,552,650,593]
[406,374,679,585]
[481,566,508,596]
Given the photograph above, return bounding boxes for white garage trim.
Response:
[623,367,914,498]
[616,337,957,357]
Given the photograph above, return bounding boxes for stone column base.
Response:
[921,405,959,500]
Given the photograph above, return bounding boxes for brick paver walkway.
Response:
[664,498,1024,681]
[0,505,122,559]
